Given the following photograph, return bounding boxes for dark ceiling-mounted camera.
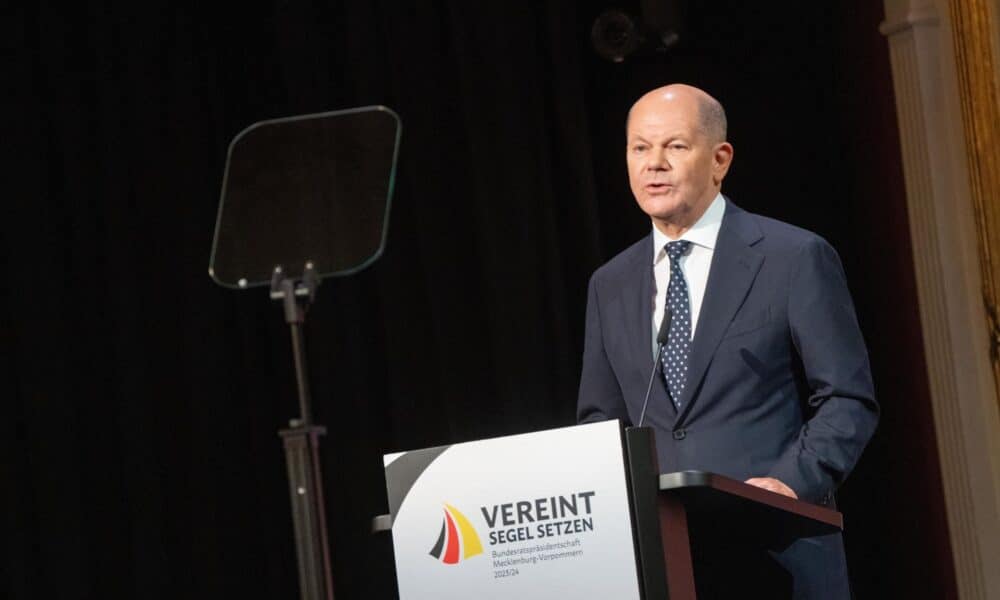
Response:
[590,1,685,63]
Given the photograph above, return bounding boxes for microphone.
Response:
[638,308,672,427]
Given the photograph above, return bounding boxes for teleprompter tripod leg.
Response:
[280,425,335,600]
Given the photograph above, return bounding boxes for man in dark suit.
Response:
[577,84,879,597]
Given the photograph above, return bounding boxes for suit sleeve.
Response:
[577,273,631,425]
[767,237,879,503]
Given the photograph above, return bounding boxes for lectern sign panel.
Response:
[383,421,641,599]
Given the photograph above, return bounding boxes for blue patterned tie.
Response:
[660,240,692,408]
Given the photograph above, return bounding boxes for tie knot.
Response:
[665,240,691,261]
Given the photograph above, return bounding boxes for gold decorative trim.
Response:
[948,0,1000,412]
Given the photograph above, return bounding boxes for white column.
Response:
[881,0,1000,598]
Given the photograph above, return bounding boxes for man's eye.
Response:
[632,146,647,153]
[669,144,687,150]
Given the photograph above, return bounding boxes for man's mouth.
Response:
[644,183,673,193]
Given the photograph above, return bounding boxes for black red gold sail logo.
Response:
[428,504,484,564]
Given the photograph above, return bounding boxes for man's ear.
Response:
[713,142,734,185]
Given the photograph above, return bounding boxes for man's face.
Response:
[626,94,730,230]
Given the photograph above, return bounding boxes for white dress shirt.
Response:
[652,193,725,356]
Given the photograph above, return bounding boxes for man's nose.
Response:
[649,148,671,169]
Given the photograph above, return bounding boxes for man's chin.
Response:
[637,199,686,222]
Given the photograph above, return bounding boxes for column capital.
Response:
[881,0,940,35]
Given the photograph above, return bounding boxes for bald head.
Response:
[624,83,734,237]
[627,84,727,143]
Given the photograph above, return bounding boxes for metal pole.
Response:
[274,267,334,600]
[280,424,335,600]
[289,321,314,426]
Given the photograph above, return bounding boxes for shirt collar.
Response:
[653,193,726,263]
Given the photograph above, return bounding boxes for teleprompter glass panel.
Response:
[209,106,401,288]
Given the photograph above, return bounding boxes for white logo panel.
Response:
[386,420,641,599]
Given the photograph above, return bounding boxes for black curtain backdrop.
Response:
[7,1,955,598]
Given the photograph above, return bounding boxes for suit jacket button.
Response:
[672,429,686,440]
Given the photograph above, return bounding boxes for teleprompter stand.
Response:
[209,107,402,600]
[272,262,334,600]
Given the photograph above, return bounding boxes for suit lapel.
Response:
[675,202,763,423]
[621,233,677,422]
[624,234,656,384]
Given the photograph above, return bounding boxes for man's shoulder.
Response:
[589,235,649,287]
[732,204,831,253]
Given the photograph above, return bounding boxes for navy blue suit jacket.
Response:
[577,199,878,596]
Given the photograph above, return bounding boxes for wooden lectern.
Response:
[374,422,843,599]
[625,427,842,599]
